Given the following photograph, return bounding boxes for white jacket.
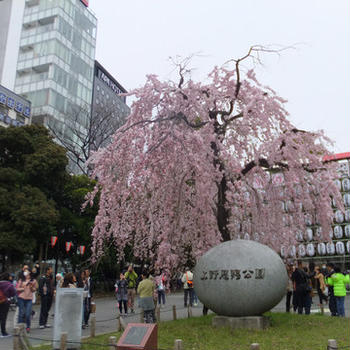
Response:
[181,271,193,289]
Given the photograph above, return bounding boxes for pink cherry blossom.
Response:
[87,56,341,276]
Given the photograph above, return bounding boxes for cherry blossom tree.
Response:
[87,47,342,274]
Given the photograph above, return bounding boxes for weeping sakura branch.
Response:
[86,46,342,275]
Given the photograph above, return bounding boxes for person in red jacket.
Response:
[0,272,16,337]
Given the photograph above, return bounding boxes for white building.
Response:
[0,0,25,89]
[0,0,97,173]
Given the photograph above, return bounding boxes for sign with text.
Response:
[117,323,157,350]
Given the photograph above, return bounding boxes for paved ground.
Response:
[1,293,349,350]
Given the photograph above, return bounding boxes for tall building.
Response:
[10,0,97,172]
[90,61,130,151]
[0,0,25,89]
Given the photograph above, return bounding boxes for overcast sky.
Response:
[89,0,349,153]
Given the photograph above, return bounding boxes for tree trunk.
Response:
[217,175,230,241]
[38,243,44,272]
[211,136,230,242]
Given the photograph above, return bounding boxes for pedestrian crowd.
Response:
[0,263,94,338]
[286,261,349,317]
[114,265,169,323]
[114,265,198,323]
[1,260,347,339]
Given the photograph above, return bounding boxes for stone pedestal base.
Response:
[212,315,270,330]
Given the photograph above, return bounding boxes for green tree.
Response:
[0,125,68,268]
[48,174,98,271]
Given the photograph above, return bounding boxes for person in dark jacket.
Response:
[115,273,128,315]
[291,261,309,314]
[83,268,93,327]
[38,266,54,329]
[325,263,337,316]
[0,272,16,337]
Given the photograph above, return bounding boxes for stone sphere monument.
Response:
[193,239,287,318]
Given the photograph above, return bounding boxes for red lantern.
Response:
[51,236,58,247]
[79,246,86,255]
[65,242,72,252]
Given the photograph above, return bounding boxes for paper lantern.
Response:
[317,243,326,256]
[306,243,315,257]
[65,242,72,252]
[51,236,58,247]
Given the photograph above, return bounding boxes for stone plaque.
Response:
[117,323,157,350]
[53,288,84,349]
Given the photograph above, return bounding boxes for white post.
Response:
[174,339,183,350]
[328,339,337,350]
[109,336,117,350]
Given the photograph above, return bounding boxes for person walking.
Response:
[155,271,166,307]
[62,273,77,288]
[325,263,337,316]
[327,266,349,317]
[181,268,194,307]
[285,264,294,312]
[125,265,138,313]
[137,271,155,323]
[314,266,328,308]
[38,266,54,329]
[115,273,128,315]
[0,272,16,337]
[16,267,38,332]
[83,268,93,327]
[56,273,63,288]
[291,261,309,314]
[303,267,313,315]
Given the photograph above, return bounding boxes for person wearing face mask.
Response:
[16,268,38,332]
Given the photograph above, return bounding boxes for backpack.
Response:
[0,286,7,304]
[298,270,312,293]
[186,272,193,288]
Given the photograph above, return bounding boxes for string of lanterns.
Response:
[50,234,86,255]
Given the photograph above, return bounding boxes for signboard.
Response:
[0,91,31,117]
[53,288,84,349]
[323,152,350,162]
[97,68,125,95]
[117,323,157,350]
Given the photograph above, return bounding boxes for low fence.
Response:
[12,305,350,350]
[12,304,190,350]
